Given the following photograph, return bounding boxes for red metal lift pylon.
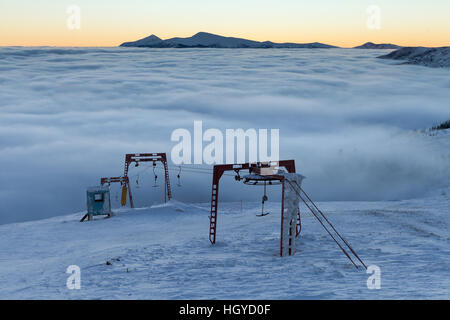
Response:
[122,153,172,208]
[209,160,301,256]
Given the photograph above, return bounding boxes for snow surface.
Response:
[0,193,449,299]
[378,47,450,68]
[0,128,448,299]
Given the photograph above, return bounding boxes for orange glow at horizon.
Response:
[1,1,449,48]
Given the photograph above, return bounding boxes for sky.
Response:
[0,0,449,47]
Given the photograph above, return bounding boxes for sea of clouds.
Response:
[0,47,449,224]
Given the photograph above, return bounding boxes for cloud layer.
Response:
[1,47,449,224]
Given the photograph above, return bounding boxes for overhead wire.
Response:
[112,162,365,268]
[286,179,366,269]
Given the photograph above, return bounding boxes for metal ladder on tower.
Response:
[163,160,172,202]
[296,208,302,236]
[209,182,219,244]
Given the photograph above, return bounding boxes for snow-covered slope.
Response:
[378,47,450,68]
[0,130,448,300]
[120,32,337,48]
[1,125,449,300]
[354,42,400,49]
[422,128,450,196]
[1,196,449,300]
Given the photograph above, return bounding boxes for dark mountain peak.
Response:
[193,32,216,37]
[145,34,162,41]
[120,34,163,47]
[120,32,338,49]
[354,42,400,49]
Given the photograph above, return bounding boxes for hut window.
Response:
[94,193,104,202]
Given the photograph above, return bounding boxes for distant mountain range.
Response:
[378,47,450,68]
[120,32,409,50]
[120,32,337,48]
[353,42,401,49]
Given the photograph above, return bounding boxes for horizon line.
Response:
[2,32,449,49]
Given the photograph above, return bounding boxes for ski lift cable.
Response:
[285,179,362,269]
[127,165,227,182]
[128,164,155,179]
[158,165,236,177]
[293,180,364,267]
[293,181,367,269]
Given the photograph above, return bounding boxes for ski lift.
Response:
[234,169,242,182]
[243,170,283,217]
[152,161,159,187]
[135,174,140,189]
[177,166,182,187]
[242,172,283,186]
[257,181,270,217]
[107,182,119,202]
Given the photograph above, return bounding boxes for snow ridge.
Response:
[378,47,450,68]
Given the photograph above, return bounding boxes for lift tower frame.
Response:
[122,153,172,208]
[100,153,172,209]
[209,160,301,256]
